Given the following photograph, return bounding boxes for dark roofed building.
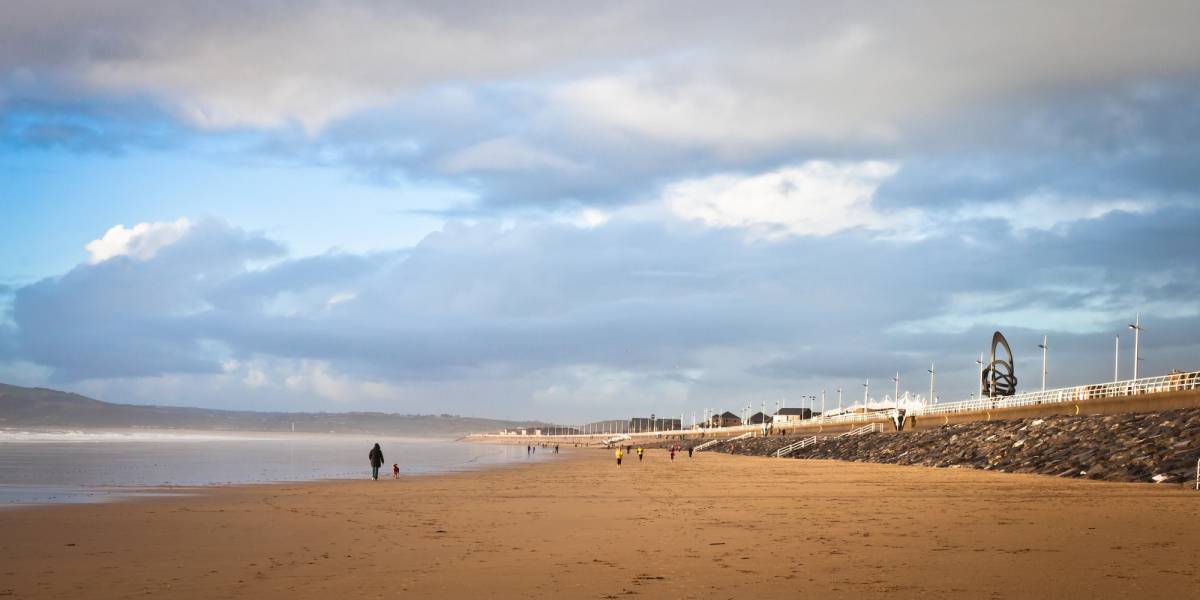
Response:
[748,411,772,424]
[708,411,742,427]
[773,407,812,422]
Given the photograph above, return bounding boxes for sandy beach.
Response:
[3,448,1199,599]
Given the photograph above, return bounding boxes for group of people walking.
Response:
[526,443,559,455]
[614,444,693,466]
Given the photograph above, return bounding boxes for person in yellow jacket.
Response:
[615,447,624,466]
[637,447,644,462]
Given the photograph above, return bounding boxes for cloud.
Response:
[439,136,583,174]
[4,1,1200,218]
[13,218,283,380]
[662,161,908,239]
[84,218,192,263]
[4,2,1200,417]
[5,204,1199,418]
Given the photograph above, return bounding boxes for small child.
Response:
[391,464,400,479]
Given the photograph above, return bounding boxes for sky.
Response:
[2,1,1199,422]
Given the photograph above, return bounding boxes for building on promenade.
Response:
[708,411,742,428]
[748,411,772,424]
[773,407,812,423]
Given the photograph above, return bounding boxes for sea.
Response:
[0,429,546,506]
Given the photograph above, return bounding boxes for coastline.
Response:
[3,448,1199,599]
[0,434,545,507]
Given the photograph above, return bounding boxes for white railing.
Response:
[468,370,1199,442]
[779,370,1200,430]
[910,370,1200,418]
[840,423,884,437]
[775,436,821,457]
[694,431,753,452]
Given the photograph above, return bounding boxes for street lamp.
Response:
[862,381,869,413]
[1128,312,1143,380]
[892,372,900,405]
[927,363,936,405]
[976,353,985,398]
[837,387,843,412]
[1038,335,1048,392]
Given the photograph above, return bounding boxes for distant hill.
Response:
[0,383,540,437]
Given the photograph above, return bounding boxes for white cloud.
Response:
[662,161,908,239]
[84,218,192,264]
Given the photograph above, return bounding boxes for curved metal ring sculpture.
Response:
[982,331,1018,398]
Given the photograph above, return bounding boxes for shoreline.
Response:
[4,447,1200,598]
[0,436,554,507]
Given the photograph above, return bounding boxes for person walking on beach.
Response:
[670,447,676,461]
[615,447,624,467]
[368,443,385,480]
[688,446,694,458]
[637,447,644,462]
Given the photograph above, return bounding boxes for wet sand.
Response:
[2,448,1199,599]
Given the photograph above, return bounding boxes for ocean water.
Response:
[0,429,549,506]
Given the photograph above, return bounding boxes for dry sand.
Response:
[3,448,1199,599]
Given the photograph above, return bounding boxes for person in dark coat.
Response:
[368,443,385,480]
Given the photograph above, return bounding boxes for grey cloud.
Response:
[12,219,283,380]
[7,203,1198,415]
[5,1,1200,213]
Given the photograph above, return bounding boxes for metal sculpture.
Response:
[982,331,1018,397]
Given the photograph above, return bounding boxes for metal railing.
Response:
[468,370,1199,442]
[784,370,1200,430]
[910,370,1200,418]
[694,431,753,452]
[775,436,820,457]
[840,423,884,437]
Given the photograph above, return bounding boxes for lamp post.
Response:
[892,372,900,405]
[837,387,843,411]
[976,353,985,398]
[820,388,826,420]
[862,381,869,413]
[1128,312,1142,380]
[1038,335,1048,392]
[928,362,936,406]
